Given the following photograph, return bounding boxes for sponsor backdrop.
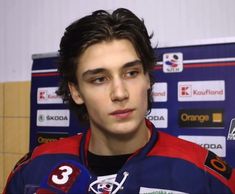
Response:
[30,40,235,167]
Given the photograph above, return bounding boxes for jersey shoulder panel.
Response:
[149,131,207,163]
[3,134,85,194]
[31,133,83,159]
[148,131,235,193]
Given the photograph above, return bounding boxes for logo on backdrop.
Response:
[178,109,224,128]
[152,82,168,102]
[146,108,168,128]
[37,132,69,145]
[37,87,63,104]
[178,135,226,157]
[163,53,183,73]
[37,109,70,127]
[227,118,235,140]
[178,80,225,102]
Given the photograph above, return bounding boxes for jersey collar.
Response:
[79,119,158,167]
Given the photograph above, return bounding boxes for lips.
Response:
[109,109,134,119]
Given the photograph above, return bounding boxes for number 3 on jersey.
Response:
[52,165,73,184]
[48,162,81,192]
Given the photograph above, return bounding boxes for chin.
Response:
[109,121,139,135]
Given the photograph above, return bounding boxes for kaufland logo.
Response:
[178,80,225,102]
[179,85,192,97]
[152,82,167,102]
[37,87,63,104]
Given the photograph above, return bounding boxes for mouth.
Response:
[109,109,135,119]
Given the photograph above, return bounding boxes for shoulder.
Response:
[12,134,83,171]
[149,131,235,193]
[3,134,85,194]
[149,131,224,169]
[151,131,208,161]
[31,133,83,159]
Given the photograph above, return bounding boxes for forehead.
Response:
[77,39,140,74]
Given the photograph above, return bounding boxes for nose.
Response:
[110,78,129,102]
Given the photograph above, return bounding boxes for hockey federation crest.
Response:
[163,53,183,73]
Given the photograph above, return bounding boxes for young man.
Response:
[4,8,235,194]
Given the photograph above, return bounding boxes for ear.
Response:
[68,82,84,105]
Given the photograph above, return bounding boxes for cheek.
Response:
[82,91,108,112]
[141,88,149,106]
[132,83,149,104]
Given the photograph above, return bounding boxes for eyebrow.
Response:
[82,59,142,78]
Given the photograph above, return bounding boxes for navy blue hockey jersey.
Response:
[4,121,235,194]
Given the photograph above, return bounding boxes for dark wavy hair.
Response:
[56,8,156,123]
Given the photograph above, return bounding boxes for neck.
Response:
[88,121,150,155]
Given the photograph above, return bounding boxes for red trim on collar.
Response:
[84,129,91,166]
[126,119,154,161]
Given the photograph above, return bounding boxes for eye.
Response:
[125,70,139,78]
[91,76,107,85]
